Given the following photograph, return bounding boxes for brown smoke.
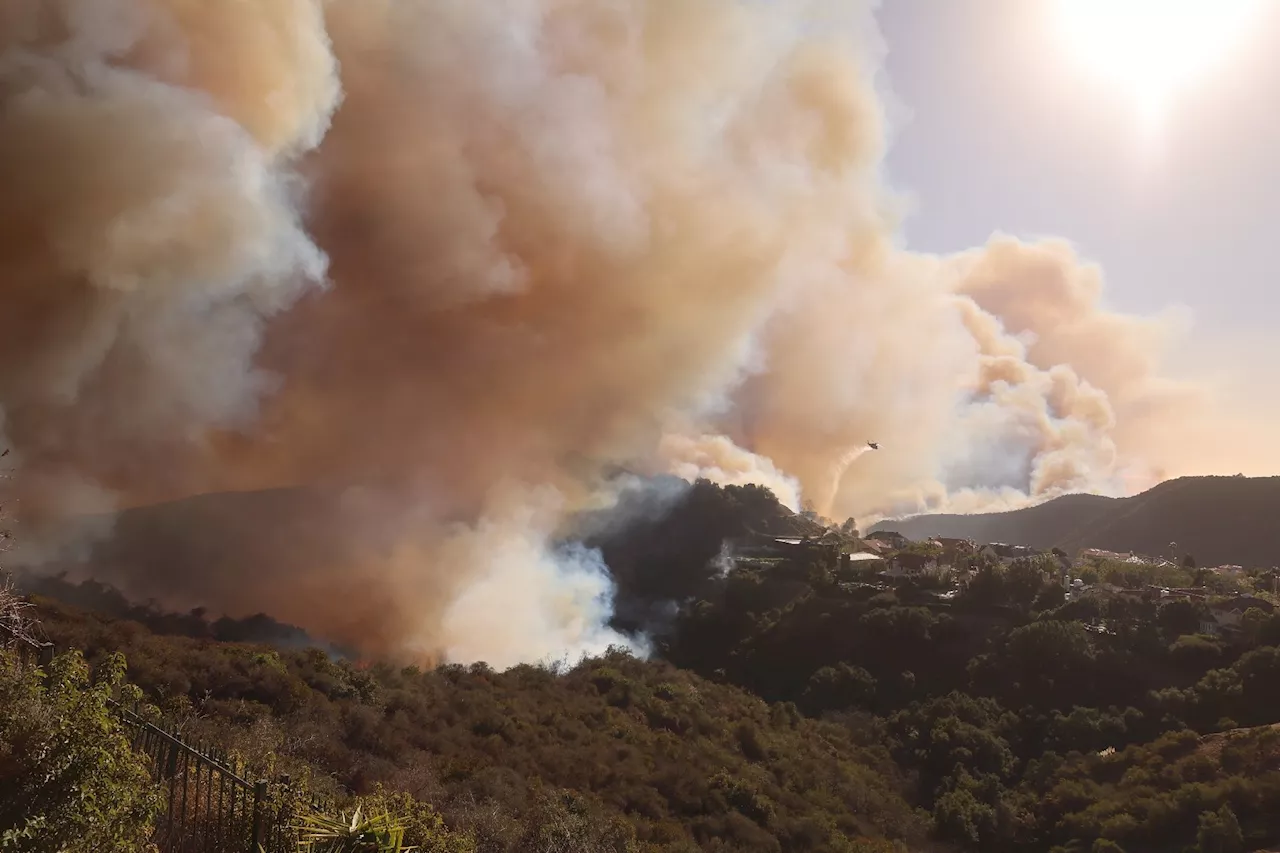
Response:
[0,0,1263,663]
[0,0,336,508]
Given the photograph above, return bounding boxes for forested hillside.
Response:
[28,594,927,853]
[12,478,1280,852]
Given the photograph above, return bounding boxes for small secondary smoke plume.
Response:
[0,0,1265,664]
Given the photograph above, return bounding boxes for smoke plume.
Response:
[0,0,1260,664]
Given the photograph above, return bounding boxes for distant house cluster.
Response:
[724,517,1279,625]
[1076,548,1178,569]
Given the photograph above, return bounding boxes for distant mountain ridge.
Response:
[869,475,1280,569]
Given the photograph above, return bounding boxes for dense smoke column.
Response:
[0,0,1249,664]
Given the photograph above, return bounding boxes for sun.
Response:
[1049,0,1263,131]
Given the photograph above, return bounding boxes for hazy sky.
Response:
[877,0,1279,397]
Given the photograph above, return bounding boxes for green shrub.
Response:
[0,650,159,852]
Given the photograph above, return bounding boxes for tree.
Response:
[1196,804,1243,853]
[1168,634,1223,673]
[1034,584,1067,612]
[1240,607,1269,645]
[1158,599,1207,639]
[800,663,876,714]
[1007,557,1050,609]
[1182,553,1198,570]
[0,650,159,852]
[975,620,1097,711]
[933,787,993,845]
[966,561,1007,605]
[1257,612,1280,648]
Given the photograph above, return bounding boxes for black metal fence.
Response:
[115,702,291,853]
[2,618,313,853]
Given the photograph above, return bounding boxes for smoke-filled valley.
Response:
[0,0,1269,665]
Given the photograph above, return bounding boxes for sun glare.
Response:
[1050,0,1263,131]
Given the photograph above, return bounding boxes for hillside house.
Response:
[930,537,976,565]
[866,530,911,550]
[1164,587,1208,601]
[733,532,842,569]
[892,551,938,575]
[1077,548,1135,566]
[1094,583,1149,603]
[1200,609,1241,637]
[859,538,896,556]
[1154,586,1204,602]
[1078,547,1128,562]
[1219,595,1274,614]
[1077,548,1166,568]
[980,542,1038,564]
[836,551,887,582]
[1198,595,1275,637]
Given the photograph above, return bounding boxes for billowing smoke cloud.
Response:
[657,433,802,512]
[0,0,335,508]
[0,0,1263,664]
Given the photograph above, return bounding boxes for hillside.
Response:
[869,493,1117,551]
[30,595,929,853]
[870,475,1280,568]
[29,477,822,643]
[28,486,381,643]
[16,475,1280,851]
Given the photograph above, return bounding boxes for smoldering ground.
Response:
[0,0,1268,665]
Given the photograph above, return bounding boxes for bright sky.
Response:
[877,0,1280,403]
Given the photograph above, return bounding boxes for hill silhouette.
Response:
[26,486,384,633]
[870,475,1280,568]
[26,476,822,648]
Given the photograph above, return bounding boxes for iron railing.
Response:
[2,617,316,853]
[116,702,283,853]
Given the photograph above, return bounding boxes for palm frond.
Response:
[295,806,416,853]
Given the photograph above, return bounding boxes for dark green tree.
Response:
[1168,634,1223,673]
[1158,599,1207,639]
[1007,557,1050,610]
[800,663,876,714]
[1034,584,1067,612]
[1196,804,1243,853]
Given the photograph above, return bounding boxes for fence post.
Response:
[37,643,53,668]
[277,774,292,853]
[250,779,268,853]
